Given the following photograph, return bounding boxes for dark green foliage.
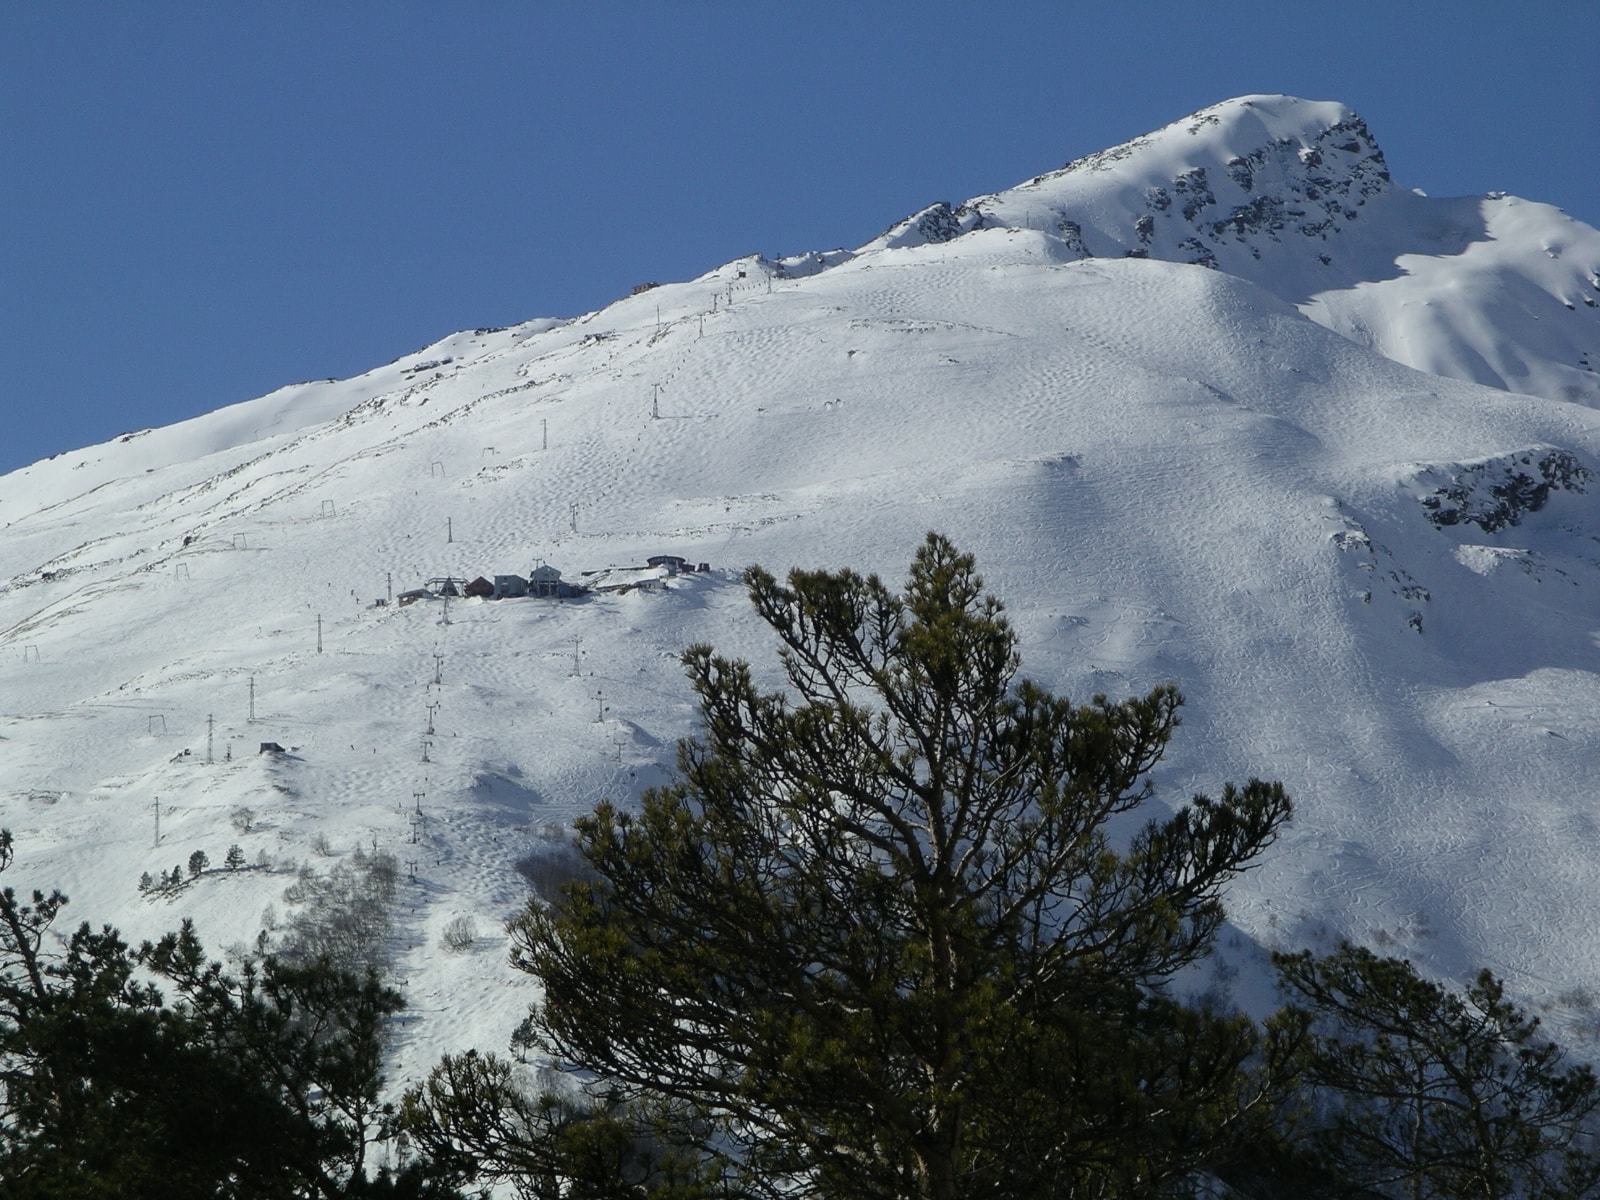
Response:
[450,535,1296,1200]
[0,829,454,1198]
[188,849,210,878]
[401,1052,716,1200]
[226,844,247,871]
[1275,943,1600,1199]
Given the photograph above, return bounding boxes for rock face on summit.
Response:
[848,96,1600,409]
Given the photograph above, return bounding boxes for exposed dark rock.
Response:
[1415,449,1589,532]
[874,201,987,248]
[1179,237,1218,269]
[1213,195,1290,240]
[1055,218,1090,257]
[1227,156,1255,193]
[1174,167,1215,222]
[912,203,965,244]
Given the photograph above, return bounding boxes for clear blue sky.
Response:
[4,2,1596,474]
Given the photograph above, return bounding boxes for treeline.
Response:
[0,833,422,1197]
[0,832,434,1196]
[5,536,1599,1198]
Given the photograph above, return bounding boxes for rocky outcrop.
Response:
[870,200,989,250]
[1411,449,1589,533]
[1044,108,1392,269]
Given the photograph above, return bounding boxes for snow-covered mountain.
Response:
[4,96,1600,1087]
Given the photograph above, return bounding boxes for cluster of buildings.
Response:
[394,554,709,607]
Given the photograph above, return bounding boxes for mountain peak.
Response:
[1056,94,1376,177]
[984,94,1393,267]
[859,94,1392,264]
[1172,93,1363,139]
[848,94,1597,409]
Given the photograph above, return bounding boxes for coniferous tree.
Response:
[402,1052,713,1200]
[411,535,1298,1200]
[188,849,210,879]
[1273,943,1600,1199]
[0,829,453,1198]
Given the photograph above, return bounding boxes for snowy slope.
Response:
[0,320,573,530]
[5,102,1600,1094]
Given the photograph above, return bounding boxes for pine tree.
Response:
[401,1054,711,1200]
[1,828,456,1197]
[224,844,246,871]
[411,535,1297,1200]
[138,871,153,892]
[187,849,209,879]
[1274,943,1600,1198]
